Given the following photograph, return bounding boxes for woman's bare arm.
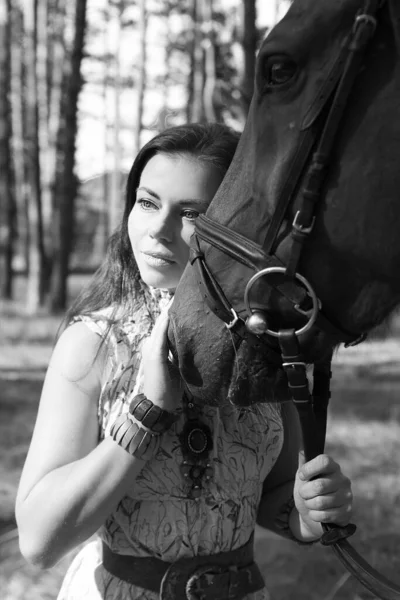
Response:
[15,322,147,569]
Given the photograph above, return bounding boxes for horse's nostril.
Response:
[246,311,269,335]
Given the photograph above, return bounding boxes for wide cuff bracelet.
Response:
[110,413,160,461]
[129,393,179,433]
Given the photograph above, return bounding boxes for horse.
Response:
[168,0,400,598]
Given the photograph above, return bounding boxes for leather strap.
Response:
[184,2,400,598]
[102,535,265,600]
[278,328,400,600]
[193,219,364,347]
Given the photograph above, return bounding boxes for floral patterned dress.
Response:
[56,286,284,600]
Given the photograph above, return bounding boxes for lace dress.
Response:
[57,286,284,600]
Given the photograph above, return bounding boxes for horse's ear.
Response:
[387,0,400,55]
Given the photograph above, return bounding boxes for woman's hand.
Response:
[141,306,183,412]
[293,453,353,539]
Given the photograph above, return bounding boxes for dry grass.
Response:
[1,281,400,599]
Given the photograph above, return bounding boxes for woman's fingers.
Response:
[142,309,170,361]
[304,505,353,525]
[296,453,353,526]
[298,472,350,500]
[300,487,353,510]
[298,454,340,481]
[141,305,182,410]
[295,452,353,530]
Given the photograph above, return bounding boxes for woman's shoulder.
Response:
[64,306,148,386]
[49,321,106,396]
[70,307,116,338]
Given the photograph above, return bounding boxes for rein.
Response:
[190,1,400,598]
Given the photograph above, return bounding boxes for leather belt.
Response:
[102,534,265,600]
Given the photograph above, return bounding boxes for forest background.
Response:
[0,0,290,313]
[1,1,400,599]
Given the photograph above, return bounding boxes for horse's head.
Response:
[169,0,400,406]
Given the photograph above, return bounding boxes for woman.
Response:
[16,123,353,600]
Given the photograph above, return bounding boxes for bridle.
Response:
[189,1,400,598]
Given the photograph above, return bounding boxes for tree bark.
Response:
[0,0,16,299]
[50,0,88,312]
[109,0,122,237]
[10,0,27,277]
[191,0,206,123]
[134,0,147,153]
[101,0,111,254]
[202,0,217,122]
[47,2,67,198]
[240,0,257,115]
[160,5,171,129]
[36,0,52,295]
[186,0,197,122]
[23,0,43,314]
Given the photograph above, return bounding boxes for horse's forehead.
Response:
[282,0,361,23]
[264,0,361,53]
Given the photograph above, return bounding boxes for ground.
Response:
[1,284,400,599]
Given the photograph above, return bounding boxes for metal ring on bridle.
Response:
[244,267,320,338]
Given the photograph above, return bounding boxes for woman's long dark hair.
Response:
[65,123,240,328]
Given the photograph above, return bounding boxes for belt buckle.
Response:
[185,564,226,600]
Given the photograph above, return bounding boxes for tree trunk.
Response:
[0,0,17,299]
[240,0,257,115]
[10,0,27,277]
[202,0,217,122]
[101,0,111,254]
[186,0,197,122]
[191,0,206,123]
[134,0,147,154]
[36,0,52,298]
[47,1,67,201]
[23,0,43,314]
[49,0,88,312]
[109,1,122,237]
[36,0,68,301]
[160,5,171,129]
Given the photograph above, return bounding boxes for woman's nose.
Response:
[148,213,174,243]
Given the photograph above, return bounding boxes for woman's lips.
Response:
[141,252,175,267]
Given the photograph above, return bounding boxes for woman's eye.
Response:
[137,198,157,210]
[182,210,199,221]
[264,57,297,87]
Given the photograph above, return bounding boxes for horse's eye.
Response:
[265,57,297,86]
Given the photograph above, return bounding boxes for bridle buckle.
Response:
[292,211,315,235]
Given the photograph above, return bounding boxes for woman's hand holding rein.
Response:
[291,452,353,542]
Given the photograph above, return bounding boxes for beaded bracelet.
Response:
[129,393,179,433]
[110,413,160,461]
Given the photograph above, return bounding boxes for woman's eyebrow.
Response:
[137,186,160,199]
[137,187,208,209]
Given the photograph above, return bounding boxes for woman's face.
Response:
[128,152,223,290]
